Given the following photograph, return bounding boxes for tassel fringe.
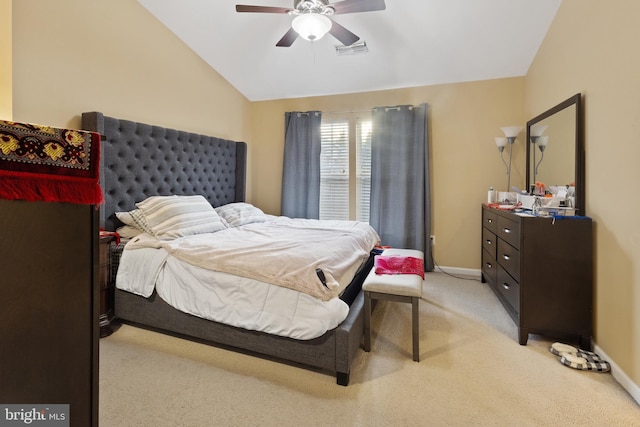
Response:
[0,175,103,205]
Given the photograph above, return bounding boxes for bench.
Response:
[363,248,424,362]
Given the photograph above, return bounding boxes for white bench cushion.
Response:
[363,249,424,298]
[362,269,423,297]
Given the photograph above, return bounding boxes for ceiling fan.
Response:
[235,0,386,47]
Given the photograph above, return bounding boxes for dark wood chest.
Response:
[481,204,593,347]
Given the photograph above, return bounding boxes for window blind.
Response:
[320,120,350,220]
[356,120,372,223]
[320,114,372,222]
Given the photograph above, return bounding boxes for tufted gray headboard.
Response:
[81,112,246,231]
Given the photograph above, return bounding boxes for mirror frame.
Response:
[526,93,585,215]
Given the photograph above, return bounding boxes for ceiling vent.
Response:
[335,41,368,56]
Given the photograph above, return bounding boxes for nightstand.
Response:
[99,234,117,337]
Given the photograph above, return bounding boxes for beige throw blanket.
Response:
[125,218,380,301]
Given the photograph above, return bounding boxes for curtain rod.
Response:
[328,105,414,113]
[285,109,371,116]
[285,106,414,115]
[289,111,321,117]
[323,109,372,115]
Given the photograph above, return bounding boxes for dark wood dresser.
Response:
[0,199,99,426]
[480,204,593,347]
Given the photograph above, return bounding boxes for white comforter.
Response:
[116,217,380,340]
[125,217,379,301]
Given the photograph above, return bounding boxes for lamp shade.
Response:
[495,137,508,148]
[292,13,332,41]
[500,126,523,138]
[530,124,548,138]
[538,136,549,148]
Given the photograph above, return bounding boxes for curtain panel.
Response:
[281,111,322,219]
[370,104,433,270]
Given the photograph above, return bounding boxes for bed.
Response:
[81,111,378,385]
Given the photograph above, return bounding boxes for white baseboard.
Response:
[593,343,640,406]
[432,266,482,280]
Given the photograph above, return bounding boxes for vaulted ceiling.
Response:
[138,0,562,101]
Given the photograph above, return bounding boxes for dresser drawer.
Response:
[482,207,498,233]
[481,248,497,284]
[497,215,520,248]
[497,267,520,315]
[482,227,497,257]
[497,238,520,282]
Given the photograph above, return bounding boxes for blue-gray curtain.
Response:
[281,111,322,219]
[370,104,433,271]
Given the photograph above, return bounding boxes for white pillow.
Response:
[115,209,153,234]
[215,202,266,227]
[136,195,227,238]
[116,225,142,239]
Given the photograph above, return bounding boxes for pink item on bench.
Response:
[374,255,424,279]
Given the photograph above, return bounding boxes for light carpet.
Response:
[99,272,639,426]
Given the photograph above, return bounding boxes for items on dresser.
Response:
[480,204,593,347]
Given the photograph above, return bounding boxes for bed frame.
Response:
[82,111,372,385]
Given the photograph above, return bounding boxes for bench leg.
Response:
[412,297,420,362]
[364,291,372,352]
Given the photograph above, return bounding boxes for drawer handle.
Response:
[502,283,510,290]
[487,219,493,223]
[486,262,493,269]
[502,254,510,260]
[503,227,511,234]
[485,239,492,245]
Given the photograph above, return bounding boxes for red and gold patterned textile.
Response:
[0,120,103,204]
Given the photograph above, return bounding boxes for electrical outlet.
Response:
[430,235,436,246]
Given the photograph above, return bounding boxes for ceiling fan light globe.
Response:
[292,13,332,41]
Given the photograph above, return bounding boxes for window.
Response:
[319,112,372,222]
[356,119,372,222]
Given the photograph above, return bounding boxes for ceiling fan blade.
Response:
[331,0,386,15]
[329,20,360,46]
[276,27,299,47]
[235,5,291,14]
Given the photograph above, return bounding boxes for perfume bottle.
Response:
[487,187,495,204]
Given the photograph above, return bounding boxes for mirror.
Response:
[526,93,584,215]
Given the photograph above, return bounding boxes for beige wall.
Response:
[250,79,525,270]
[12,0,250,151]
[0,0,11,120]
[526,0,640,392]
